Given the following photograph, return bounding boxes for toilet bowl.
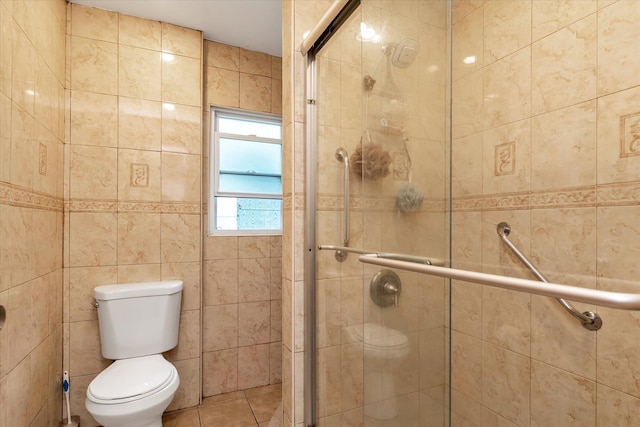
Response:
[345,322,410,421]
[85,281,183,427]
[86,355,179,427]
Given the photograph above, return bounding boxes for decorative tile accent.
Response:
[0,182,63,211]
[130,163,150,187]
[38,143,47,176]
[598,181,640,206]
[65,199,201,214]
[619,112,640,158]
[483,192,530,211]
[65,199,118,213]
[530,187,596,209]
[495,141,516,176]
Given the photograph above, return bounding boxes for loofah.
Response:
[350,143,392,180]
[396,183,424,213]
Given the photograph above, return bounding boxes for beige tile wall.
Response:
[0,0,66,426]
[451,0,640,426]
[63,4,202,425]
[201,40,283,398]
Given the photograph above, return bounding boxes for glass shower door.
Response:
[313,1,451,426]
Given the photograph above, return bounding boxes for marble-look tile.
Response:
[204,40,240,71]
[530,361,595,427]
[271,299,282,343]
[270,258,282,300]
[70,90,117,147]
[238,301,271,346]
[451,330,481,401]
[482,343,530,427]
[119,45,162,101]
[484,0,530,64]
[483,287,529,356]
[167,358,200,411]
[69,144,117,199]
[161,214,200,263]
[71,3,117,42]
[69,213,117,267]
[239,236,271,259]
[0,7,13,98]
[597,1,640,96]
[199,398,256,426]
[205,66,240,108]
[161,262,201,311]
[201,390,245,406]
[483,48,531,130]
[203,259,238,306]
[162,23,201,59]
[162,408,201,427]
[68,266,118,322]
[203,236,238,260]
[452,133,483,197]
[238,344,270,390]
[531,101,596,190]
[597,383,640,427]
[203,348,238,396]
[532,15,596,115]
[452,0,484,24]
[70,36,117,95]
[238,258,271,302]
[248,390,281,422]
[270,342,282,384]
[9,103,36,189]
[118,97,162,151]
[117,213,161,265]
[240,74,272,113]
[532,0,596,41]
[5,356,31,427]
[119,14,161,50]
[29,339,49,418]
[161,152,201,202]
[203,304,238,352]
[117,148,161,201]
[596,206,640,286]
[162,103,201,154]
[117,263,161,283]
[69,320,109,376]
[165,309,200,362]
[596,85,640,184]
[162,54,201,107]
[452,70,482,139]
[240,48,272,77]
[482,119,531,195]
[271,78,282,115]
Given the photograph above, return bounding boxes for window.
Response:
[209,107,282,235]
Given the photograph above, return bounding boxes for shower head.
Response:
[391,38,419,68]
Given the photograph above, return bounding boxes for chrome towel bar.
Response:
[318,244,445,266]
[358,255,640,312]
[496,222,602,330]
[334,148,350,262]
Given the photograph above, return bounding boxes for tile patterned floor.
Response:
[163,384,282,427]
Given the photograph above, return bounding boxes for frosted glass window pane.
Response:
[219,174,282,194]
[219,138,282,175]
[215,197,281,230]
[219,117,281,139]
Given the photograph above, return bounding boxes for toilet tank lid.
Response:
[94,280,183,300]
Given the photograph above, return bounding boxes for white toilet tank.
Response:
[94,280,183,360]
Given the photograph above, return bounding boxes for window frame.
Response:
[209,106,283,236]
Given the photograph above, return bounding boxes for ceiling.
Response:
[70,0,283,57]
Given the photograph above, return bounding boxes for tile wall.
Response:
[63,4,203,425]
[201,39,283,397]
[0,0,66,426]
[450,0,640,426]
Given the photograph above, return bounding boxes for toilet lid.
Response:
[87,355,175,402]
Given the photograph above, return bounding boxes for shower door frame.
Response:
[302,1,362,426]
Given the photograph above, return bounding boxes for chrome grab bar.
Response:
[318,244,445,266]
[359,255,640,311]
[496,222,602,331]
[335,148,350,261]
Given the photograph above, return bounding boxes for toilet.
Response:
[345,322,410,420]
[85,280,183,427]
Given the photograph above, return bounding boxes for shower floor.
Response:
[163,384,282,427]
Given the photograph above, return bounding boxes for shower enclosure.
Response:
[303,0,640,426]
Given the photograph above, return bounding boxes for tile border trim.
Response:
[0,182,64,212]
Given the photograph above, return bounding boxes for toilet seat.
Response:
[87,355,177,405]
[349,323,409,350]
